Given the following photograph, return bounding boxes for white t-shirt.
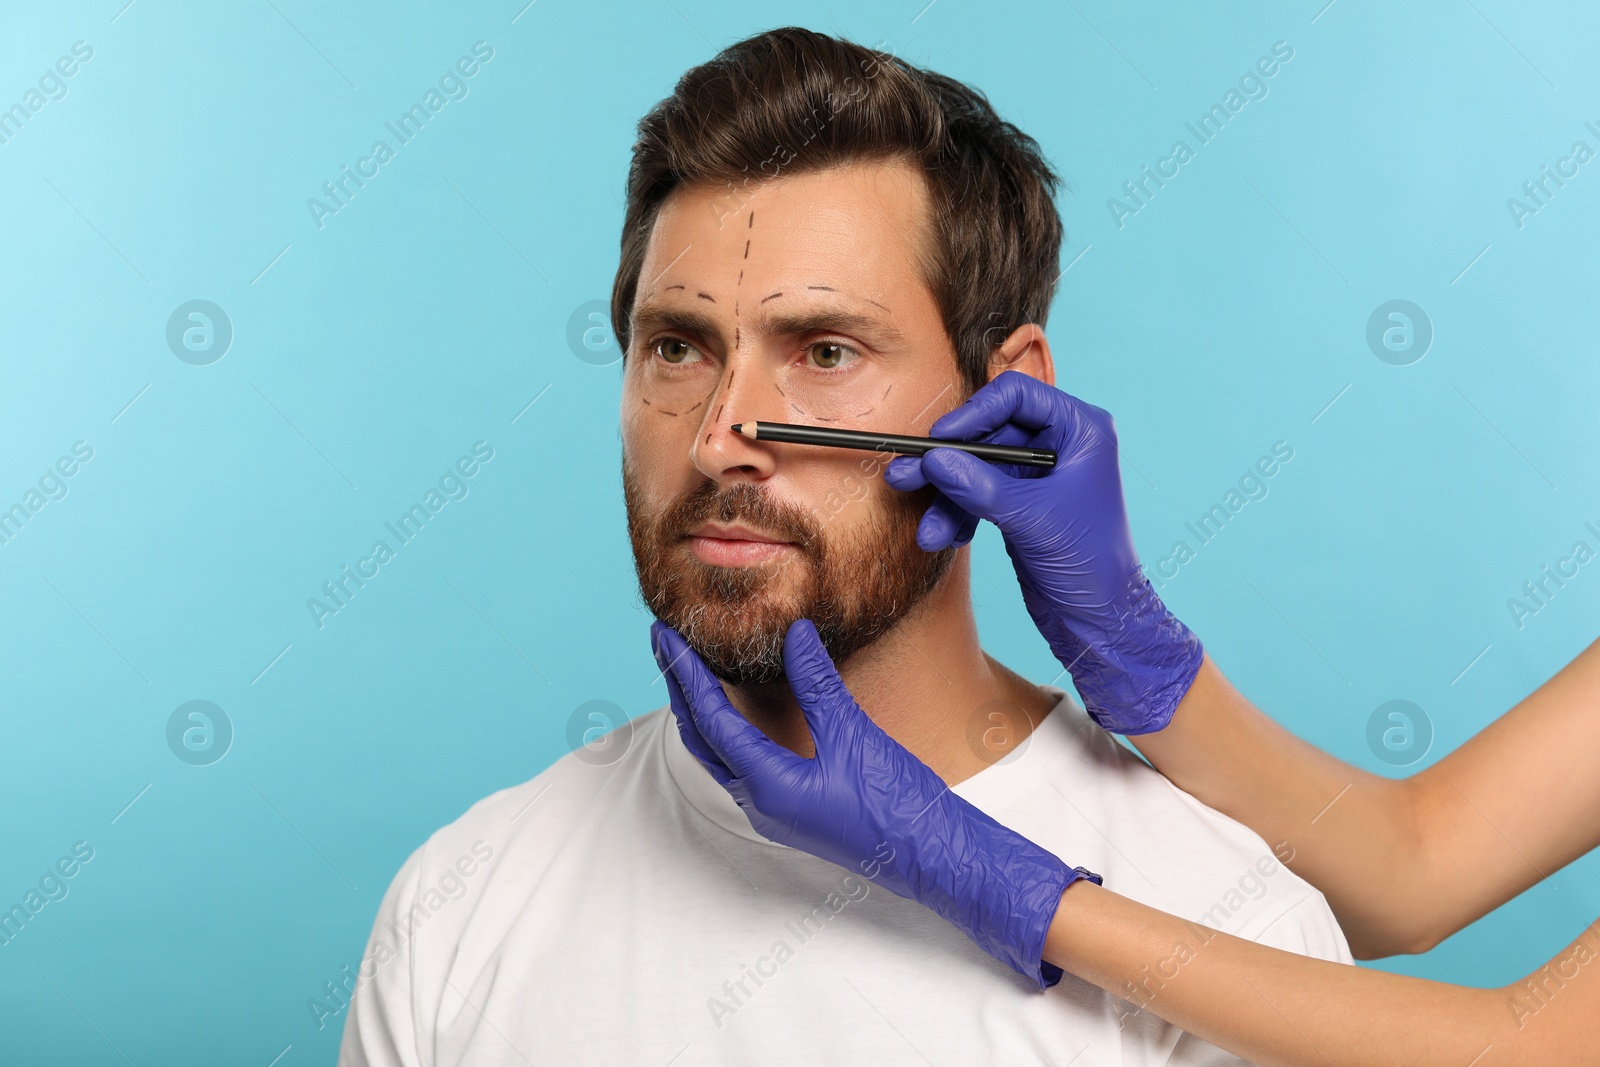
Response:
[337,686,1351,1066]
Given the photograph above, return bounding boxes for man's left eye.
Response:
[807,342,858,370]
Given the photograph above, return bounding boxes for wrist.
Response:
[1067,566,1205,735]
[943,802,1103,990]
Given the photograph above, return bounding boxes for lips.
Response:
[686,522,792,544]
[683,522,797,567]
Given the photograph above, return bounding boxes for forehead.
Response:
[638,159,933,298]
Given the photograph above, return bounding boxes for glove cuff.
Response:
[1029,865,1103,990]
[1059,566,1205,735]
[927,801,1104,992]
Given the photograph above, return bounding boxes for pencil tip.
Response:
[730,422,742,433]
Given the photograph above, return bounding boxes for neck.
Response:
[721,551,1056,785]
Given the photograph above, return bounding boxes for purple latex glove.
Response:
[884,370,1203,735]
[650,616,1100,990]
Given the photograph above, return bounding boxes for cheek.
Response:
[621,391,677,486]
[799,457,897,531]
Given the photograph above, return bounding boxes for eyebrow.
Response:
[630,300,906,350]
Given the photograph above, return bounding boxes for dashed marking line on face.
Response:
[806,285,835,292]
[760,291,783,303]
[715,402,724,421]
[732,212,751,374]
[696,292,715,302]
[666,284,685,291]
[682,400,703,414]
[863,296,890,312]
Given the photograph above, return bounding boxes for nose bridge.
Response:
[688,351,779,478]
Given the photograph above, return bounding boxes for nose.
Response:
[688,358,782,482]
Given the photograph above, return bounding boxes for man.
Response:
[340,27,1349,1066]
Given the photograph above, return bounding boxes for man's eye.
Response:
[807,342,858,370]
[653,338,702,365]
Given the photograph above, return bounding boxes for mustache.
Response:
[657,479,823,555]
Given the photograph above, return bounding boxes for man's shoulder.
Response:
[390,706,672,888]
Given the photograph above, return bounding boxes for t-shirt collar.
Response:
[659,685,1081,847]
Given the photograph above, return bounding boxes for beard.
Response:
[623,457,957,686]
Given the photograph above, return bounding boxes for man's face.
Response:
[621,159,962,685]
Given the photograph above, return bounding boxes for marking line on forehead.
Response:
[760,291,782,304]
[696,292,715,302]
[805,284,891,315]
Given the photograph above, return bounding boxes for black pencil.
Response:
[730,421,1056,468]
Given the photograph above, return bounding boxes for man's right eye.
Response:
[651,337,703,365]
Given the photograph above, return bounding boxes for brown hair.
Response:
[610,27,1065,397]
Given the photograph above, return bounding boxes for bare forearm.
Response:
[1043,881,1596,1067]
[1127,656,1429,956]
[1127,643,1600,957]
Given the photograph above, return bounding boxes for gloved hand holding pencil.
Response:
[884,370,1204,736]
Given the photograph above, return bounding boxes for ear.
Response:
[987,323,1056,388]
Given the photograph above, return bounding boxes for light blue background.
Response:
[2,0,1596,1062]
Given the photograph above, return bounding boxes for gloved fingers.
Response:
[887,460,984,551]
[971,421,1033,449]
[651,622,734,787]
[780,619,865,758]
[916,446,1018,522]
[928,370,1070,442]
[915,491,973,551]
[656,623,794,780]
[883,454,929,491]
[885,423,1034,491]
[951,511,981,548]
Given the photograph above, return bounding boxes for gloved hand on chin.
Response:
[651,617,1101,990]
